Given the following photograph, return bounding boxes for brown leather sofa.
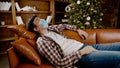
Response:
[7,25,120,68]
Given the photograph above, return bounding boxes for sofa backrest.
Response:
[95,29,120,44]
[62,29,120,44]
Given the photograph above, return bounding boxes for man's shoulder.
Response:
[37,36,51,41]
[36,36,48,44]
[48,24,67,27]
[37,36,47,40]
[37,37,43,42]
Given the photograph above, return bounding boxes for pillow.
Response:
[11,38,41,65]
[7,24,36,39]
[26,39,36,48]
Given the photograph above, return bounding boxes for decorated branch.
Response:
[65,0,106,29]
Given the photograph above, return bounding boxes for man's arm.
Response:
[48,24,77,32]
[76,29,88,39]
[48,24,88,39]
[36,37,81,67]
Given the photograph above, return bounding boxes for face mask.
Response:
[39,19,48,28]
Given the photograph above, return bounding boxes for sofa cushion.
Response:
[7,24,36,39]
[11,38,41,65]
[26,39,36,48]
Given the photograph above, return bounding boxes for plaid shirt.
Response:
[36,24,81,68]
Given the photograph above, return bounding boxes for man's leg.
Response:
[75,42,120,68]
[75,51,120,68]
[93,42,120,51]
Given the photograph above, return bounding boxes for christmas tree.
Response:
[65,0,105,29]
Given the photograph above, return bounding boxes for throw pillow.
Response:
[26,39,36,48]
[11,38,41,65]
[7,24,36,39]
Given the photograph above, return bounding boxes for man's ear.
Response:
[34,28,37,31]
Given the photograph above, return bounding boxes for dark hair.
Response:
[26,15,39,37]
[26,15,37,32]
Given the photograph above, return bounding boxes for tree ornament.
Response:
[73,20,76,22]
[93,10,97,13]
[64,14,67,17]
[65,6,71,12]
[93,26,97,29]
[83,15,86,17]
[90,8,94,11]
[70,16,73,19]
[72,7,75,10]
[81,26,85,29]
[77,0,81,4]
[93,21,96,24]
[77,21,80,23]
[85,22,90,26]
[100,13,103,16]
[65,4,73,12]
[86,16,91,21]
[99,18,102,21]
[86,2,90,6]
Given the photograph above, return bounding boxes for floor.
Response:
[0,53,9,68]
[0,41,11,68]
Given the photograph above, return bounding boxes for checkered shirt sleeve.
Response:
[48,24,77,33]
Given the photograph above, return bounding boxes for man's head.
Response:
[26,15,37,33]
[26,15,48,36]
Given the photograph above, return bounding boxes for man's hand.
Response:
[77,29,88,39]
[80,46,97,56]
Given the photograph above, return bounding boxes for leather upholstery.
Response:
[7,29,120,68]
[7,24,36,39]
[95,29,120,44]
[62,29,96,44]
[11,38,41,65]
[7,47,20,68]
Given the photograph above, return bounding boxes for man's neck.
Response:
[39,28,48,35]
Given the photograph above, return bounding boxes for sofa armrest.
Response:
[7,47,20,68]
[7,47,55,68]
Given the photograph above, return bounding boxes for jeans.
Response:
[75,42,120,68]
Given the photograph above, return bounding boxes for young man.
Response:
[26,15,120,68]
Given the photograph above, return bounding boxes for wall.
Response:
[101,0,119,28]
